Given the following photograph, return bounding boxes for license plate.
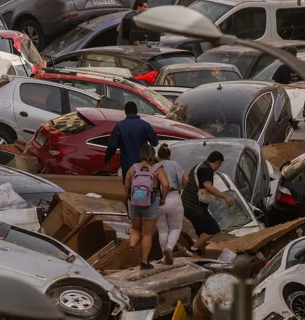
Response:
[36,132,47,146]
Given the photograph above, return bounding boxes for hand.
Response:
[224,195,234,207]
[160,199,165,206]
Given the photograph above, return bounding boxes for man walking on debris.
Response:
[105,101,159,184]
[181,151,234,256]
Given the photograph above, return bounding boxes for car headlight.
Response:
[263,313,284,320]
[253,289,266,309]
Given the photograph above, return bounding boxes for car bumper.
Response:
[41,8,129,37]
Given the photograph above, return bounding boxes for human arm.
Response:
[203,181,234,207]
[117,24,121,32]
[182,172,189,188]
[104,124,121,164]
[157,168,169,205]
[146,123,158,147]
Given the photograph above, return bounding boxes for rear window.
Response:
[0,39,11,54]
[149,53,195,69]
[166,70,241,87]
[276,8,305,40]
[198,52,255,78]
[52,112,94,135]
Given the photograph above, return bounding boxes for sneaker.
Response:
[160,257,166,265]
[189,247,203,257]
[140,262,154,270]
[164,248,173,265]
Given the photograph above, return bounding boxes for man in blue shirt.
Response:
[117,0,148,45]
[105,101,159,184]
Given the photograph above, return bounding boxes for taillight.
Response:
[276,186,296,206]
[62,13,78,20]
[48,145,78,156]
[134,71,159,84]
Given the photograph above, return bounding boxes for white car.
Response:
[253,236,305,320]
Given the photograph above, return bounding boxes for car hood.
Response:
[0,30,46,74]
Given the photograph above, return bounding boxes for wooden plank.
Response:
[172,301,187,320]
[87,241,115,265]
[94,240,130,270]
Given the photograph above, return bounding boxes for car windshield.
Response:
[208,189,252,230]
[21,39,43,64]
[189,0,233,22]
[198,122,241,138]
[4,227,68,260]
[19,192,58,207]
[166,70,241,87]
[42,27,92,58]
[141,87,173,110]
[252,60,282,82]
[286,239,305,269]
[149,53,196,69]
[198,52,256,78]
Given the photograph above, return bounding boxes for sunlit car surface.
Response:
[154,62,242,87]
[167,81,294,145]
[25,108,213,175]
[198,41,305,79]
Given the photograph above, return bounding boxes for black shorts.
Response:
[184,207,220,236]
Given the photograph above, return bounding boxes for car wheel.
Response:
[17,20,47,51]
[0,128,17,144]
[48,286,103,319]
[288,291,305,319]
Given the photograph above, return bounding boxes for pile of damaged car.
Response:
[2,1,305,319]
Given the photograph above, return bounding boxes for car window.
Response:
[199,41,215,54]
[119,57,141,71]
[54,56,81,68]
[209,189,252,230]
[255,249,284,286]
[106,85,160,115]
[291,167,305,184]
[148,0,174,6]
[58,79,99,94]
[0,39,11,54]
[87,136,110,147]
[252,60,282,81]
[84,54,116,68]
[286,239,305,269]
[4,228,68,260]
[149,53,195,69]
[276,8,305,40]
[246,93,273,141]
[165,70,241,87]
[20,83,62,114]
[179,42,199,57]
[199,123,241,138]
[220,7,266,40]
[161,94,179,103]
[249,54,276,78]
[238,149,258,191]
[68,91,99,111]
[235,166,252,202]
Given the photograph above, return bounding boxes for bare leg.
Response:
[193,233,213,253]
[141,218,157,262]
[130,217,141,247]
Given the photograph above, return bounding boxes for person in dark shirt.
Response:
[181,151,234,256]
[117,0,148,45]
[272,47,301,84]
[104,101,158,184]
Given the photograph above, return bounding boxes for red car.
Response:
[35,69,172,115]
[25,108,212,175]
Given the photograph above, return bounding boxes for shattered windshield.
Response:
[208,190,252,230]
[166,70,241,87]
[189,0,233,22]
[198,52,255,78]
[198,123,241,138]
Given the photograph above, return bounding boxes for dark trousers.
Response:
[122,169,129,217]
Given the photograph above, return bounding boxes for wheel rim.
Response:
[0,137,7,145]
[291,293,305,319]
[59,290,94,310]
[22,26,39,47]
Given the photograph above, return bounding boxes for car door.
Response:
[13,81,64,141]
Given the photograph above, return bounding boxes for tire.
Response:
[48,286,104,320]
[287,291,305,319]
[0,127,17,145]
[17,19,47,52]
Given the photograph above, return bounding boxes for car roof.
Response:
[0,165,63,194]
[205,40,305,55]
[161,138,261,178]
[175,80,276,123]
[149,86,191,93]
[8,75,102,100]
[198,0,300,5]
[74,45,194,61]
[77,107,213,138]
[159,62,239,73]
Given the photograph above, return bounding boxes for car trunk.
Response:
[72,0,125,10]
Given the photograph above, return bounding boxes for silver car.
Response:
[0,220,153,320]
[0,75,103,144]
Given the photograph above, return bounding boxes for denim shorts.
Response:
[128,197,160,219]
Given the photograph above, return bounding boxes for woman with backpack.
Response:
[124,144,169,270]
[156,143,189,265]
